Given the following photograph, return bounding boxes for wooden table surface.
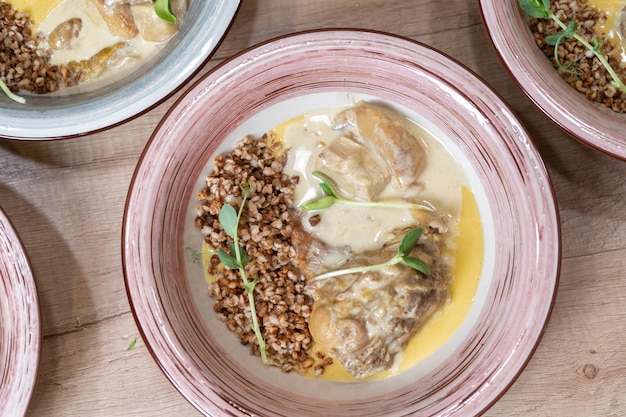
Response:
[1,0,625,416]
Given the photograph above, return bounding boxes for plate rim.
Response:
[0,205,41,416]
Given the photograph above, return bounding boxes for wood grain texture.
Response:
[0,0,623,415]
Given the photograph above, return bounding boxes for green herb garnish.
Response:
[300,171,433,212]
[185,246,216,266]
[519,0,626,93]
[155,0,177,24]
[0,78,25,104]
[216,185,268,365]
[307,228,431,284]
[127,338,137,351]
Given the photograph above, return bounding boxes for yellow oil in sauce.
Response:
[588,0,626,59]
[316,185,483,381]
[6,0,63,29]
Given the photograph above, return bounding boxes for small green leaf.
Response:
[301,196,337,211]
[402,256,431,276]
[563,20,577,38]
[311,171,339,198]
[154,0,177,23]
[127,338,137,351]
[219,204,239,238]
[185,246,217,265]
[218,248,240,269]
[230,243,249,267]
[240,247,249,267]
[592,39,604,53]
[398,228,423,257]
[545,32,565,46]
[519,0,550,19]
[185,247,201,264]
[319,182,336,197]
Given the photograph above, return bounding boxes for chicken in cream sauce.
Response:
[285,102,451,378]
[7,0,186,85]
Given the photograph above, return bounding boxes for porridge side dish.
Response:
[526,0,626,112]
[0,0,184,100]
[193,101,484,380]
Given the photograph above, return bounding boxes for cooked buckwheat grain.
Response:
[194,133,331,374]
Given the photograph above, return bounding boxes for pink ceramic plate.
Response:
[479,0,626,160]
[0,206,40,416]
[123,30,560,416]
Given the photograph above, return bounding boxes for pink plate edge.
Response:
[0,206,41,417]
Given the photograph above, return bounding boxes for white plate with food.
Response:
[123,29,561,416]
[0,205,40,416]
[0,0,240,139]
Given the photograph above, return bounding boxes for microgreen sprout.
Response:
[300,171,433,212]
[155,0,177,23]
[519,0,626,93]
[185,246,216,266]
[0,78,25,104]
[127,338,137,351]
[216,184,268,365]
[307,228,431,284]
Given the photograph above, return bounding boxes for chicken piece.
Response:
[49,18,82,51]
[131,3,178,42]
[334,101,426,190]
[304,222,449,379]
[308,307,369,355]
[91,0,139,39]
[290,215,352,277]
[316,134,390,201]
[68,41,128,77]
[307,259,448,379]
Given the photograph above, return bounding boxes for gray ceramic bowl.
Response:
[0,1,240,140]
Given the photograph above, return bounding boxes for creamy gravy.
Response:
[278,108,465,258]
[41,0,155,68]
[273,105,483,380]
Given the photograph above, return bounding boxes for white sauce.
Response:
[281,106,467,258]
[37,0,167,81]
